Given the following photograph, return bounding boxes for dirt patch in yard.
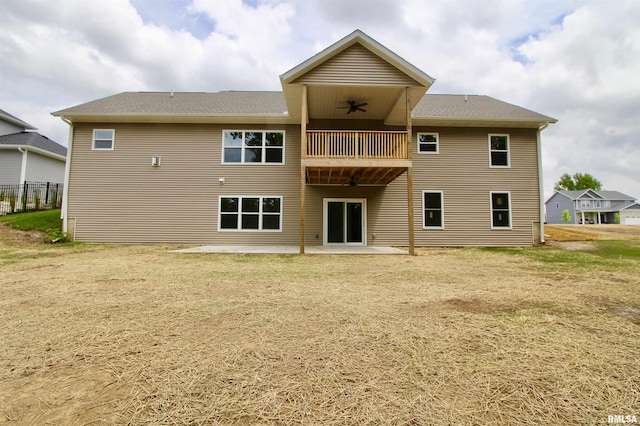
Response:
[546,224,640,241]
[0,223,46,246]
[1,229,639,424]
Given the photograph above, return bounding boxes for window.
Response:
[417,133,439,154]
[222,130,284,164]
[422,191,444,228]
[489,134,509,167]
[491,192,511,229]
[93,129,114,150]
[219,196,282,231]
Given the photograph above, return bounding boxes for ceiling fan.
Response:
[338,100,368,114]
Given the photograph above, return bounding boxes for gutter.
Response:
[537,122,550,244]
[60,116,73,233]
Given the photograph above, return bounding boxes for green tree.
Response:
[554,173,603,191]
[614,213,620,224]
[561,209,572,223]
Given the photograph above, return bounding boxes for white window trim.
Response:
[218,195,283,232]
[490,191,512,230]
[417,132,439,154]
[488,133,510,168]
[422,190,444,229]
[92,129,115,151]
[221,130,286,165]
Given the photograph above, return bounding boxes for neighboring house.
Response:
[53,30,556,251]
[546,189,640,225]
[0,108,67,185]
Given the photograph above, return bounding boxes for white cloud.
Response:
[0,0,637,198]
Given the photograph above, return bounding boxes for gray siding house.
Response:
[0,109,67,185]
[546,190,640,225]
[53,30,557,251]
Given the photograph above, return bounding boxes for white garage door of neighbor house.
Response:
[623,216,640,225]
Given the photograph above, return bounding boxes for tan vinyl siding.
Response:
[303,178,410,247]
[293,44,420,87]
[410,127,540,246]
[304,127,541,247]
[68,122,541,246]
[67,123,301,244]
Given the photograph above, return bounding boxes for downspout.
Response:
[18,147,28,184]
[60,116,73,233]
[537,123,549,244]
[17,147,28,211]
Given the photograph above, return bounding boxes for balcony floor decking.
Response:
[304,164,408,185]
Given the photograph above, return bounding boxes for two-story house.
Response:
[546,190,640,225]
[0,108,67,186]
[53,30,556,252]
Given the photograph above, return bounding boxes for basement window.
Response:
[422,191,444,229]
[219,196,282,231]
[491,192,511,229]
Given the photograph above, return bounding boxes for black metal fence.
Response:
[0,182,64,216]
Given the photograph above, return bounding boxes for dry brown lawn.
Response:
[546,224,640,242]
[1,224,639,425]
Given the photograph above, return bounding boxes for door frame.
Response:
[323,198,367,246]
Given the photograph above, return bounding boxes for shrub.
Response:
[561,209,572,223]
[34,190,41,210]
[8,191,16,213]
[44,228,68,244]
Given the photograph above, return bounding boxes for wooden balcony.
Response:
[302,131,411,185]
[306,130,408,159]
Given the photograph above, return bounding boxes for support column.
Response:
[407,167,415,255]
[406,87,415,255]
[300,85,308,254]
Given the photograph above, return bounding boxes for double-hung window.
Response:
[223,130,284,164]
[489,134,509,167]
[219,196,282,231]
[490,192,511,229]
[417,133,439,154]
[93,129,115,150]
[422,191,444,229]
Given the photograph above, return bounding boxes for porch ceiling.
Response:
[284,84,427,125]
[306,85,403,121]
[305,166,407,186]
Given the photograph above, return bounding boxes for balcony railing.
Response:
[306,131,408,159]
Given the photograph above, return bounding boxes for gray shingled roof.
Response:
[53,91,555,123]
[0,132,67,157]
[414,94,555,123]
[53,92,288,116]
[0,108,36,130]
[557,190,636,201]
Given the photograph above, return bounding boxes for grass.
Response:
[0,229,639,424]
[0,209,62,232]
[483,240,640,270]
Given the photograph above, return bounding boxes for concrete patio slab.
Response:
[173,245,408,255]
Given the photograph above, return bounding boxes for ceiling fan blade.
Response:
[357,102,368,108]
[357,107,367,112]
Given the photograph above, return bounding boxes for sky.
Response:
[1,0,639,200]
